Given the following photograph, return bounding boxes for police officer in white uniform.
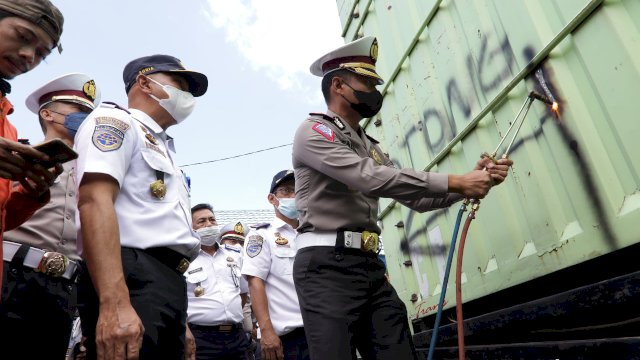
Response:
[292,37,513,360]
[186,220,251,360]
[1,73,99,359]
[242,170,309,360]
[74,54,208,359]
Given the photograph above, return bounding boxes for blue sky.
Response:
[8,0,344,211]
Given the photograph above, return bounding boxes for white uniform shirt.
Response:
[186,246,249,326]
[241,217,303,336]
[74,104,199,258]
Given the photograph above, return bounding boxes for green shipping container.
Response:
[335,0,640,356]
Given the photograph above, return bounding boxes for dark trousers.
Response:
[281,327,310,360]
[78,247,188,360]
[189,323,250,360]
[0,249,76,359]
[293,247,416,360]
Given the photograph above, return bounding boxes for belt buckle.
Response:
[361,231,379,253]
[177,258,190,274]
[37,252,69,277]
[219,324,233,332]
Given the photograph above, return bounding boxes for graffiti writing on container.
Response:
[413,299,448,320]
[391,34,565,256]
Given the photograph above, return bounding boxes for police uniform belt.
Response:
[2,241,78,279]
[296,231,379,253]
[143,247,190,274]
[188,322,243,333]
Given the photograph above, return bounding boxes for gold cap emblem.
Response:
[234,222,244,235]
[370,39,379,62]
[83,80,97,100]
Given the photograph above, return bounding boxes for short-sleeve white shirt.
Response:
[74,104,199,258]
[241,217,303,336]
[186,246,248,325]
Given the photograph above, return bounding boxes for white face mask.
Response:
[196,226,220,246]
[276,197,299,220]
[146,76,196,123]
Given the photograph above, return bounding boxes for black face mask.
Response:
[342,81,383,118]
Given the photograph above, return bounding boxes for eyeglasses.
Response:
[275,187,295,196]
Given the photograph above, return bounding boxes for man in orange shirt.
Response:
[0,0,66,278]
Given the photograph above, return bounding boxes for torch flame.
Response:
[552,102,560,119]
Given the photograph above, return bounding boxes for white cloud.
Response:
[204,0,345,98]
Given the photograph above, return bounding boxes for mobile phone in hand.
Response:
[29,138,78,169]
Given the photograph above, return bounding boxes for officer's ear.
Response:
[136,75,154,94]
[334,76,353,99]
[332,76,344,93]
[39,107,54,121]
[267,193,278,206]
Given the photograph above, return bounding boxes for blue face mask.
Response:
[63,112,89,137]
[276,197,299,220]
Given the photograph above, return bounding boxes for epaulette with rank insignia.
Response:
[251,222,270,230]
[309,112,345,130]
[101,101,130,114]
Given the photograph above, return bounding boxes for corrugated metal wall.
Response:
[335,0,640,321]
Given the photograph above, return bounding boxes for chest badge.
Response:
[194,283,205,297]
[226,256,234,262]
[274,232,289,246]
[145,133,159,145]
[370,149,383,165]
[150,179,167,199]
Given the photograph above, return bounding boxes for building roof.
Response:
[215,209,275,227]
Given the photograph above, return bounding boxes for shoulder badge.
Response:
[312,123,335,142]
[246,234,264,258]
[92,116,130,152]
